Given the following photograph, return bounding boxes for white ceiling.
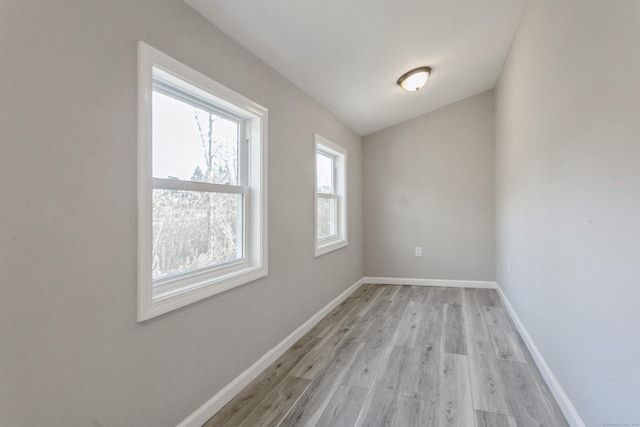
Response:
[184,0,527,136]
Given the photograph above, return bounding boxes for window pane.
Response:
[317,197,337,239]
[152,189,242,280]
[316,152,334,194]
[152,91,239,185]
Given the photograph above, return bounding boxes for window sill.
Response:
[315,239,348,257]
[139,263,267,322]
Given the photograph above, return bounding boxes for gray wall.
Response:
[363,91,495,281]
[0,1,363,425]
[495,0,640,425]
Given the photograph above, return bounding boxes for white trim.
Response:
[177,278,365,427]
[495,284,586,427]
[362,276,497,289]
[137,42,268,322]
[314,134,348,257]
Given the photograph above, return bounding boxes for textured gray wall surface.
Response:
[363,91,495,281]
[495,0,640,425]
[0,1,363,425]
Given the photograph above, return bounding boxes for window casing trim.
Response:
[314,134,347,257]
[137,42,268,321]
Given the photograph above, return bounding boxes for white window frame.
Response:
[137,42,268,321]
[314,134,347,257]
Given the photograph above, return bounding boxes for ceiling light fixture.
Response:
[397,66,432,92]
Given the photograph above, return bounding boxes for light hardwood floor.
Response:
[203,284,568,427]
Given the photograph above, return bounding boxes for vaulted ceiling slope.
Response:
[184,0,527,136]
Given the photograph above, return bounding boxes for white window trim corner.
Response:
[137,42,268,322]
[314,134,348,257]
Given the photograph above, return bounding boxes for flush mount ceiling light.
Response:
[397,66,432,92]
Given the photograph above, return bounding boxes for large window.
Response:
[314,134,347,256]
[137,42,267,321]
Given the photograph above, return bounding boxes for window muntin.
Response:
[138,42,267,321]
[314,134,347,256]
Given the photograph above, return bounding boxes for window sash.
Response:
[153,252,250,298]
[150,85,250,284]
[151,188,247,283]
[153,71,246,124]
[316,194,339,241]
[151,87,249,187]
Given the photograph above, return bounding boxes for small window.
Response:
[314,134,347,256]
[137,42,268,321]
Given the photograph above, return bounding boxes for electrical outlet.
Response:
[415,247,422,257]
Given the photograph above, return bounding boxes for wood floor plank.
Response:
[237,376,310,427]
[416,308,443,348]
[409,286,432,303]
[345,316,375,344]
[357,294,409,344]
[399,343,439,401]
[498,359,564,427]
[341,340,387,388]
[351,283,378,299]
[474,288,502,307]
[392,300,425,348]
[379,284,401,300]
[510,332,569,425]
[290,312,359,380]
[393,396,436,427]
[316,385,368,427]
[442,303,467,355]
[279,339,364,427]
[462,289,492,339]
[462,290,512,416]
[442,287,463,304]
[353,286,385,317]
[425,287,445,307]
[366,301,402,339]
[475,410,518,427]
[356,346,408,427]
[346,294,391,342]
[361,297,392,321]
[466,336,512,416]
[308,296,359,338]
[394,285,413,304]
[343,316,399,388]
[203,335,318,427]
[482,306,527,362]
[346,298,392,344]
[382,294,411,330]
[435,352,475,427]
[399,305,443,402]
[426,286,462,307]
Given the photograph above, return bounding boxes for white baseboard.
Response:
[177,277,364,427]
[363,276,497,289]
[495,284,585,427]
